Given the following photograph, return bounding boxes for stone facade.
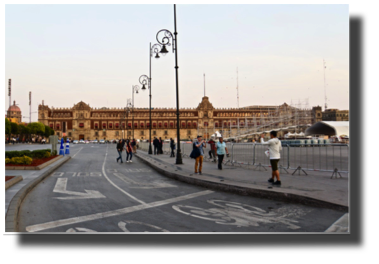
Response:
[7,101,22,124]
[38,97,315,141]
[322,108,349,121]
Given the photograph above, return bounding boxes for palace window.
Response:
[164,123,168,128]
[127,131,131,136]
[56,124,60,130]
[187,130,191,135]
[68,132,72,137]
[95,123,99,129]
[153,131,156,135]
[181,122,186,128]
[164,130,168,135]
[122,123,125,128]
[215,122,219,128]
[95,131,99,136]
[49,124,53,128]
[153,123,156,128]
[141,123,144,128]
[103,131,106,136]
[204,122,208,127]
[79,123,84,128]
[193,122,197,128]
[109,123,113,129]
[128,123,132,129]
[103,123,106,128]
[158,123,162,128]
[147,123,150,128]
[116,131,119,136]
[115,123,119,129]
[134,123,138,128]
[170,122,174,128]
[187,122,191,128]
[141,131,144,136]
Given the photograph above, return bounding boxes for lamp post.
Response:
[132,85,140,139]
[154,4,182,164]
[139,43,161,154]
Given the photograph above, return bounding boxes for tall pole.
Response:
[29,91,31,124]
[174,4,182,164]
[148,43,153,154]
[132,85,134,139]
[8,79,11,112]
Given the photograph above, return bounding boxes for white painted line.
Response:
[72,147,83,158]
[25,190,213,232]
[325,213,349,232]
[53,178,106,200]
[101,144,147,205]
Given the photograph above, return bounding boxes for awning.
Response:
[305,121,349,137]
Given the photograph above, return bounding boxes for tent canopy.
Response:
[305,121,349,137]
[211,131,222,138]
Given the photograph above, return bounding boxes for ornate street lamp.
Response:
[154,4,182,164]
[138,43,161,155]
[132,85,140,139]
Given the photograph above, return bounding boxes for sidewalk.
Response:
[5,155,71,232]
[135,150,349,212]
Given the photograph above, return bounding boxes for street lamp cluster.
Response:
[131,4,182,164]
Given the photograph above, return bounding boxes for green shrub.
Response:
[5,158,10,164]
[23,156,32,165]
[52,150,57,156]
[43,151,51,158]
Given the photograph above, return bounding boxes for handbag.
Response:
[190,142,201,159]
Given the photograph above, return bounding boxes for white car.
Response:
[73,140,79,144]
[85,140,89,144]
[99,140,105,144]
[93,140,98,144]
[79,139,85,144]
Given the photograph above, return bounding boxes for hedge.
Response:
[5,149,52,159]
[6,156,33,165]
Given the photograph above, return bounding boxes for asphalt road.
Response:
[17,143,345,232]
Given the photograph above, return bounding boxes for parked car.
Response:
[99,139,105,144]
[79,139,85,144]
[85,140,89,144]
[93,140,98,144]
[73,140,79,144]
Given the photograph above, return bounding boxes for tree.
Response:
[5,118,11,142]
[10,122,19,135]
[27,122,45,136]
[44,125,52,138]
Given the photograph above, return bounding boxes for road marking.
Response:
[25,190,213,232]
[113,172,176,189]
[72,147,83,158]
[101,144,147,205]
[53,178,106,200]
[66,227,97,232]
[325,213,349,232]
[118,220,169,232]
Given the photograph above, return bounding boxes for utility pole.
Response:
[323,59,327,110]
[29,91,32,124]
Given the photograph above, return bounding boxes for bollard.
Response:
[65,139,70,155]
[59,138,65,156]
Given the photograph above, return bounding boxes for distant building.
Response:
[6,101,22,123]
[312,106,323,124]
[322,108,349,121]
[38,97,317,141]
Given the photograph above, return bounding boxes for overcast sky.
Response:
[5,4,349,122]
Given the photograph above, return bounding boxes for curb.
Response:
[135,153,348,212]
[5,176,23,190]
[5,156,72,232]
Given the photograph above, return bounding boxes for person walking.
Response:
[170,138,175,157]
[216,137,229,170]
[131,138,137,153]
[125,140,133,163]
[261,131,282,186]
[207,138,216,162]
[153,137,159,155]
[116,139,123,163]
[194,135,206,175]
[158,137,163,154]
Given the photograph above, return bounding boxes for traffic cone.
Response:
[59,138,65,156]
[65,140,70,155]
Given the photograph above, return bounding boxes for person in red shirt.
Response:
[207,138,216,162]
[125,141,133,163]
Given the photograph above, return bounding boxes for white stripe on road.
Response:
[102,144,147,205]
[325,213,349,232]
[72,147,83,158]
[25,190,213,232]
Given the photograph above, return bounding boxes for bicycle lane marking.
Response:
[25,190,213,232]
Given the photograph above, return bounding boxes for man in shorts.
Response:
[260,131,282,186]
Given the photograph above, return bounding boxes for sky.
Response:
[4,4,349,122]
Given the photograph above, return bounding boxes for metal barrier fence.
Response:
[138,142,349,174]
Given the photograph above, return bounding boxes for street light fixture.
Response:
[132,85,140,139]
[154,4,182,164]
[138,43,161,155]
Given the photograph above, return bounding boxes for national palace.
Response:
[37,96,348,141]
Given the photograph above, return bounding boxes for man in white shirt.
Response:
[260,131,282,186]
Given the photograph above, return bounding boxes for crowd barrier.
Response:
[138,141,349,174]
